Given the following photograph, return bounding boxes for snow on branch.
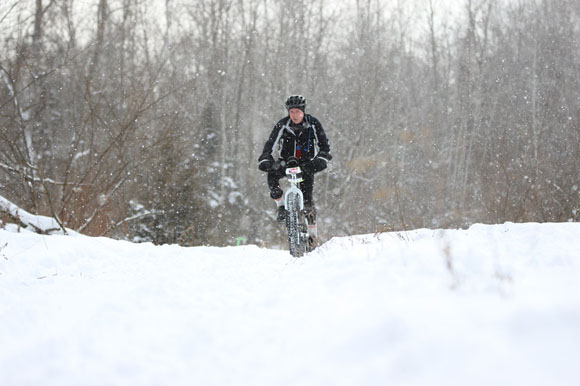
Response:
[0,195,70,235]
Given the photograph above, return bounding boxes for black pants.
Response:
[267,168,315,208]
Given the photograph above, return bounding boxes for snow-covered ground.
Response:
[1,222,579,386]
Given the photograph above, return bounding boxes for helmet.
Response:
[285,95,306,111]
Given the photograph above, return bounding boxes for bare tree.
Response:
[2,0,579,242]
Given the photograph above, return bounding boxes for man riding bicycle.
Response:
[258,95,332,245]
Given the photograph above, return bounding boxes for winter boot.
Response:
[304,206,317,227]
[275,197,286,223]
[308,235,319,250]
[304,206,318,250]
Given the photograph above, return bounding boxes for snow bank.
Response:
[0,195,71,235]
[1,222,579,386]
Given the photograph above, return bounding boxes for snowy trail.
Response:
[1,223,579,386]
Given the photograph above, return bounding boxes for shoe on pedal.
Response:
[304,206,317,225]
[277,206,286,223]
[308,235,319,250]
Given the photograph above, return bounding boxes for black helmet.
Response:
[285,95,306,111]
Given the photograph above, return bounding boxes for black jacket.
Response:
[259,115,331,170]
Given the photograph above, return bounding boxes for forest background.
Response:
[1,0,579,247]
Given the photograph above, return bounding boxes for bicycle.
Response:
[282,158,313,257]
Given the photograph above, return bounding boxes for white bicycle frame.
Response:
[284,166,304,211]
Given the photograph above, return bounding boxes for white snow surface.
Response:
[1,222,579,386]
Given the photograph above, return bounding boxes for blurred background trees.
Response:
[1,0,579,246]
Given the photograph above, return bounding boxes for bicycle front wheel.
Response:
[286,193,306,257]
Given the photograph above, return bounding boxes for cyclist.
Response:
[258,95,332,244]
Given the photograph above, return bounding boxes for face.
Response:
[289,108,305,124]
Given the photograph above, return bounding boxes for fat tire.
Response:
[286,193,306,257]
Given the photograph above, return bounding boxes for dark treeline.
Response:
[1,0,579,246]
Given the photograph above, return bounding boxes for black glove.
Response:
[258,154,274,172]
[302,152,332,174]
[286,156,300,168]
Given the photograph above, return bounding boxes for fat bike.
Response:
[282,158,314,257]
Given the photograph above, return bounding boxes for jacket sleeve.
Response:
[260,119,286,159]
[313,117,330,155]
[300,116,332,174]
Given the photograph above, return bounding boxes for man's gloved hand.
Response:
[258,154,274,172]
[286,156,300,168]
[302,152,332,174]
